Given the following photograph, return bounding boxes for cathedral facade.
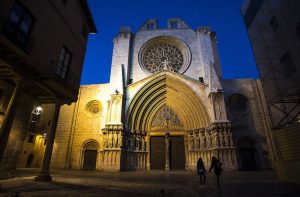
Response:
[18,18,274,172]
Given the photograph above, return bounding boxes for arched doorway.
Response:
[26,154,34,168]
[126,72,210,170]
[82,141,99,170]
[238,137,259,170]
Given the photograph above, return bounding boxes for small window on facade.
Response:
[27,134,34,143]
[56,46,72,79]
[198,77,204,83]
[81,25,88,39]
[6,2,34,49]
[270,16,279,32]
[244,0,264,28]
[62,0,68,5]
[280,52,297,78]
[170,21,178,29]
[146,23,154,30]
[0,89,3,112]
[0,89,3,100]
[297,23,300,40]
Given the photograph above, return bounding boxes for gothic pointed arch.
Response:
[126,71,210,132]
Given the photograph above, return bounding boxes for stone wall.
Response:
[51,84,111,170]
[275,125,300,184]
[223,79,273,169]
[0,82,34,178]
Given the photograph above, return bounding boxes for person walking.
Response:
[197,157,207,188]
[209,156,222,188]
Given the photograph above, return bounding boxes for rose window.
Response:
[142,44,184,73]
[139,36,191,74]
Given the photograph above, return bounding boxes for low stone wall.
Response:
[275,124,300,184]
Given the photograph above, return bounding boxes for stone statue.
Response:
[224,131,229,147]
[141,137,145,151]
[219,131,223,147]
[136,135,140,150]
[104,134,108,148]
[108,133,113,148]
[195,134,200,150]
[118,132,122,148]
[189,134,194,151]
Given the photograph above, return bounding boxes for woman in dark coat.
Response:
[197,157,207,187]
[209,156,222,188]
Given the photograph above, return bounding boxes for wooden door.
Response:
[240,148,257,170]
[83,150,97,170]
[150,136,166,169]
[170,136,185,170]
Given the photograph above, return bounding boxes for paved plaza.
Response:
[0,169,300,197]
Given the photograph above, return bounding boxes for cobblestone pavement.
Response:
[0,169,300,197]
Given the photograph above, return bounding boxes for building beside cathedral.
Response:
[241,0,300,183]
[0,0,96,180]
[18,18,274,172]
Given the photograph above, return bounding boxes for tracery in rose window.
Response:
[142,43,184,73]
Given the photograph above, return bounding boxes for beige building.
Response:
[19,18,273,172]
[241,0,300,183]
[0,0,96,180]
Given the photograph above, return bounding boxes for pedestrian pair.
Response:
[197,156,222,188]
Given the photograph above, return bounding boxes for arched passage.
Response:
[238,137,260,170]
[82,140,99,170]
[126,72,211,170]
[126,72,210,131]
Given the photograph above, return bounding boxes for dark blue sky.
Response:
[81,0,258,85]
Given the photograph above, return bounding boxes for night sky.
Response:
[81,0,258,85]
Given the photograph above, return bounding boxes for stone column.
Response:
[35,102,61,182]
[0,81,23,162]
[165,133,170,171]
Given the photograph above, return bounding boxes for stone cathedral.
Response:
[18,18,274,172]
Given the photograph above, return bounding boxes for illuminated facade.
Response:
[19,18,273,172]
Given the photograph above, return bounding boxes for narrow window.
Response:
[146,23,154,30]
[5,1,34,49]
[0,89,3,113]
[280,52,297,78]
[170,21,178,29]
[0,89,3,100]
[27,134,35,143]
[296,23,300,41]
[56,46,72,79]
[81,25,88,39]
[244,0,264,28]
[198,77,204,83]
[270,16,279,32]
